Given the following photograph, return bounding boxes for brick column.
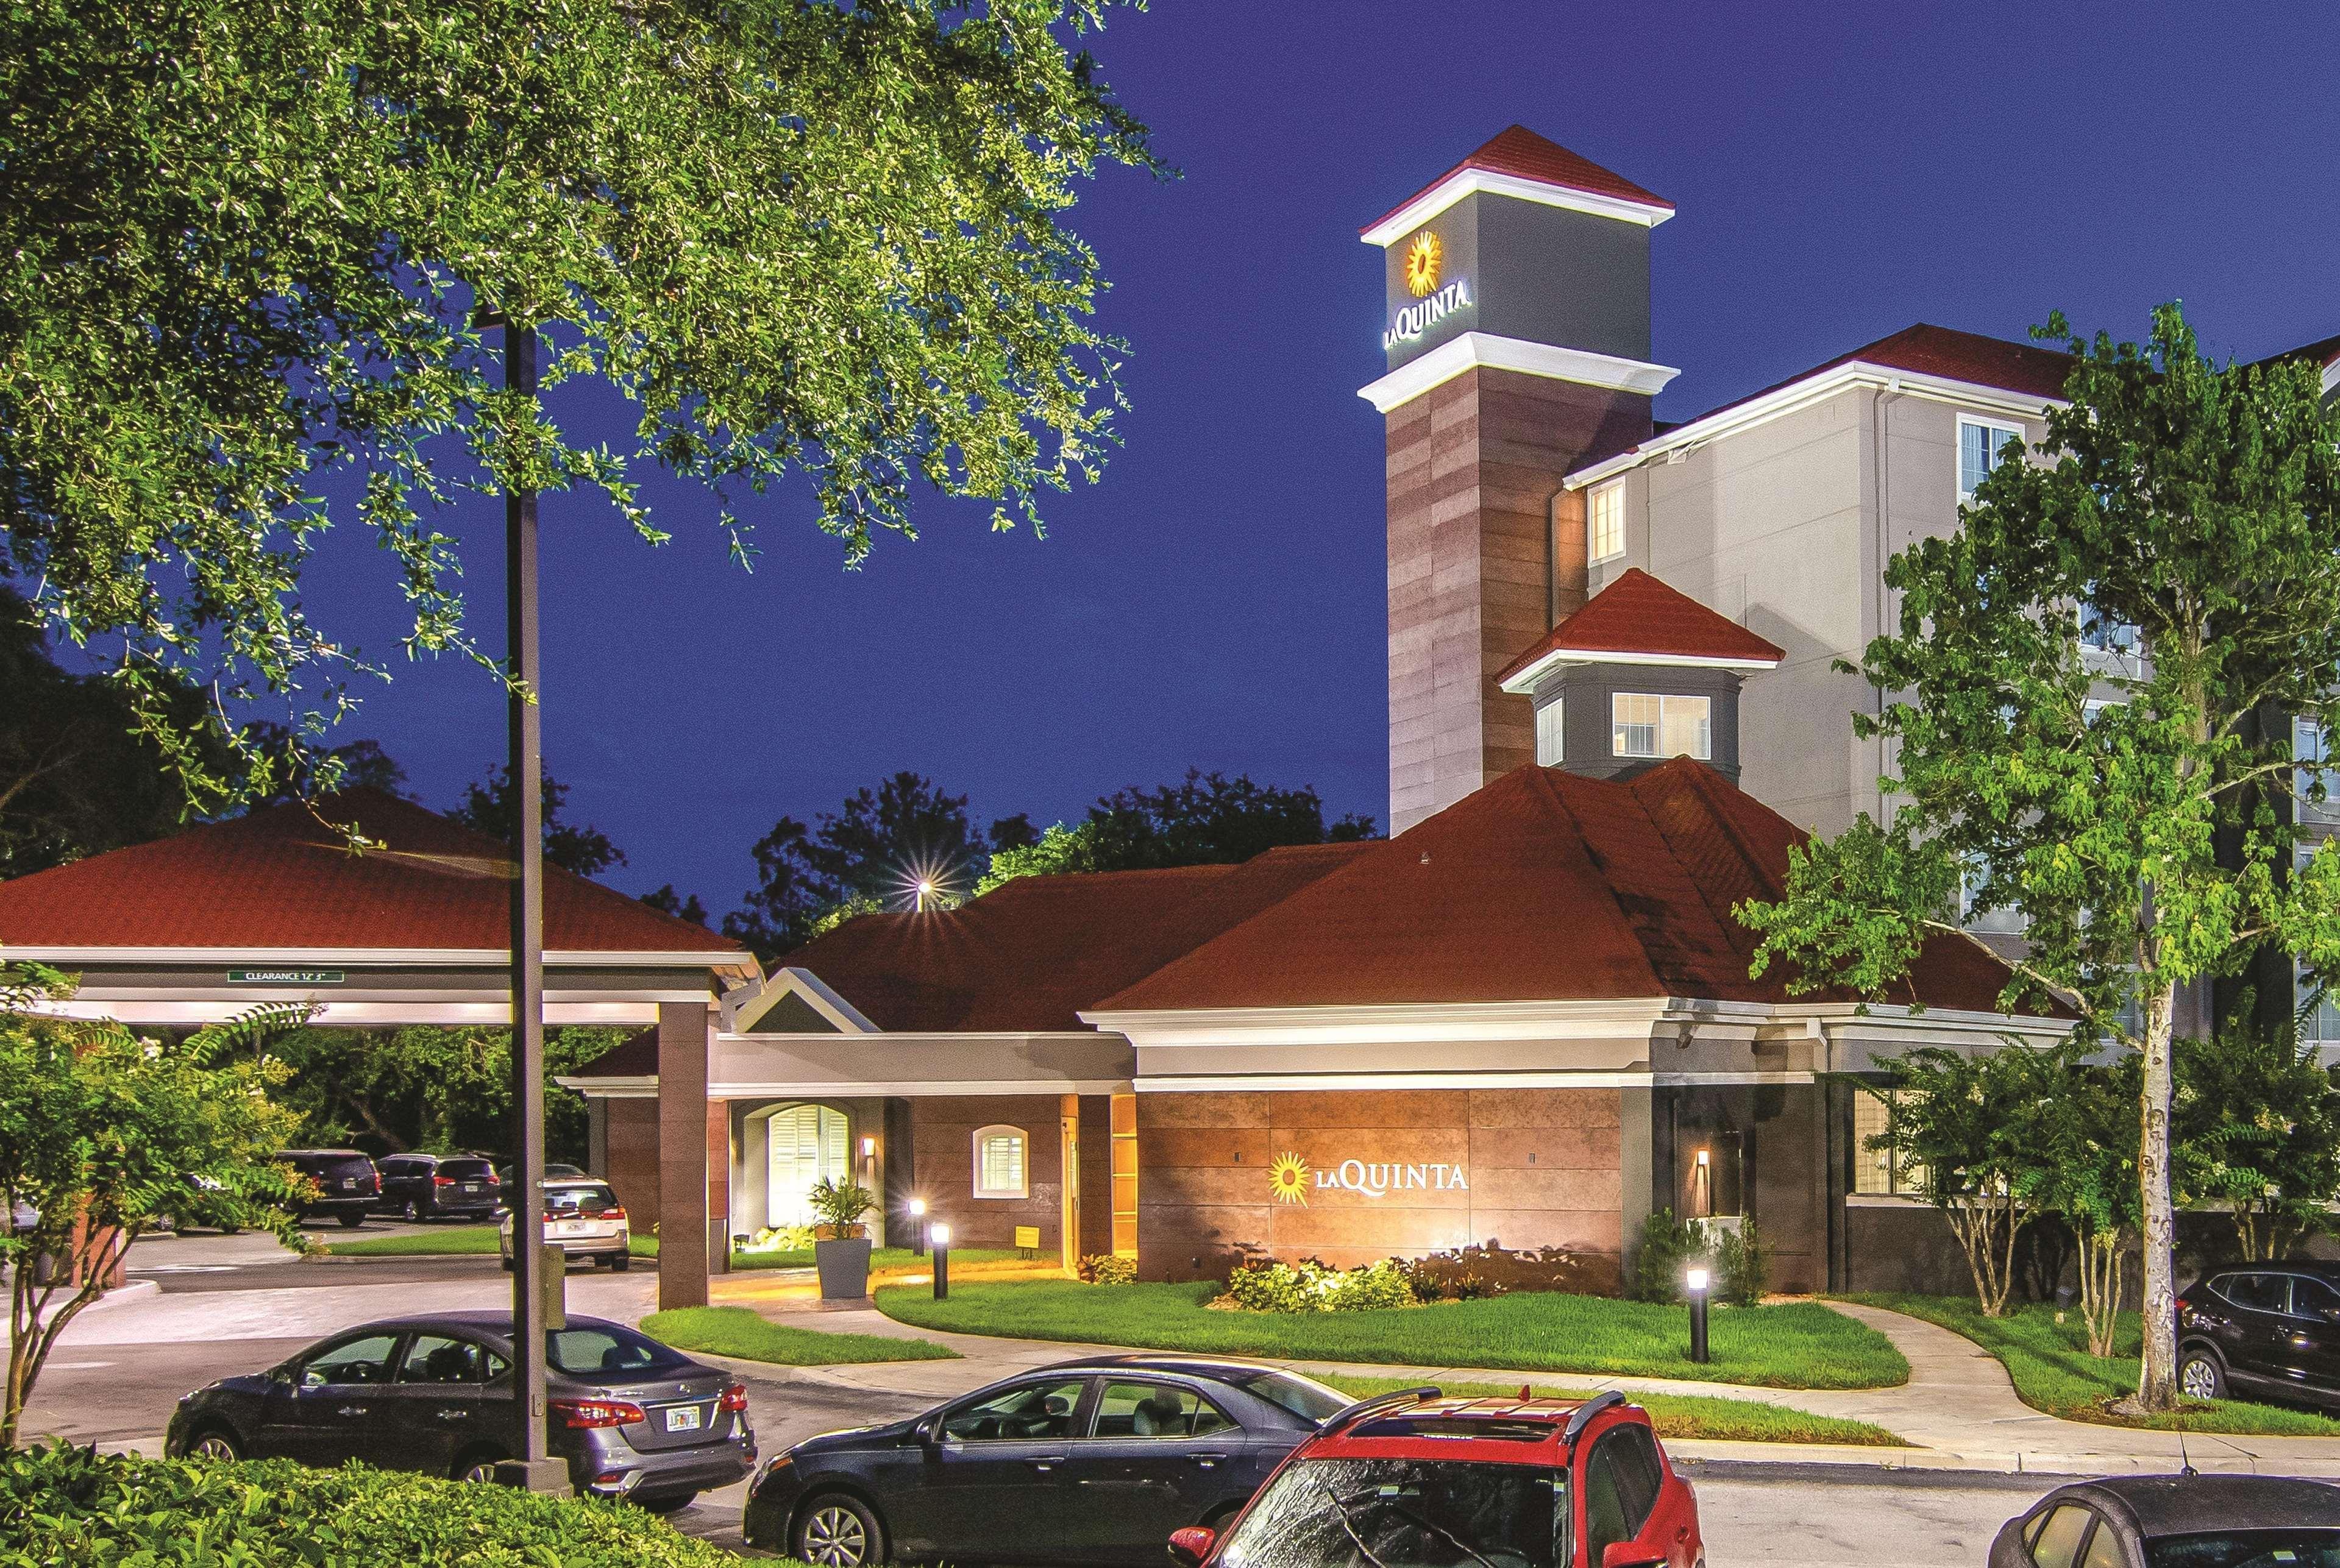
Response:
[656,1001,712,1310]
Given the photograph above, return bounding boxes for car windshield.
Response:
[545,1324,690,1378]
[1233,1370,1351,1425]
[1218,1457,1565,1568]
[2146,1530,2340,1567]
[546,1185,619,1215]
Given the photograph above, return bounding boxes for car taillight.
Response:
[601,1206,625,1221]
[719,1383,748,1414]
[433,1175,455,1187]
[550,1398,645,1429]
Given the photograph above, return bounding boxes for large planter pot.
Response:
[814,1236,873,1300]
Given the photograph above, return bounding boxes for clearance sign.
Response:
[1268,1151,1470,1206]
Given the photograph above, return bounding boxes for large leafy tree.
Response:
[980,770,1378,892]
[1,966,309,1447]
[2173,1029,2340,1261]
[452,765,625,879]
[0,0,1157,811]
[271,1024,627,1163]
[1744,303,2340,1411]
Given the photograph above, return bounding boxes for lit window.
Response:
[2299,717,2335,821]
[1535,698,1564,766]
[1853,1088,1929,1196]
[1612,693,1710,760]
[1588,481,1625,563]
[1958,417,2025,503]
[972,1126,1028,1199]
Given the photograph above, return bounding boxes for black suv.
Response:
[375,1154,502,1222]
[2178,1261,2340,1405]
[274,1150,380,1229]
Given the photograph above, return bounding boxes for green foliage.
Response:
[270,1024,625,1162]
[1,0,1159,812]
[1078,1253,1138,1285]
[805,1177,876,1235]
[1714,1221,1770,1308]
[1322,1374,1905,1448]
[0,1441,742,1564]
[980,770,1379,893]
[449,765,625,878]
[1,965,310,1446]
[1627,1208,1705,1304]
[639,1306,956,1366]
[1222,1258,1417,1313]
[2172,1029,2340,1260]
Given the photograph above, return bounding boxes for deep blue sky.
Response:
[287,3,2340,918]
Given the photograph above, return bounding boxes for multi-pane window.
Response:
[1588,481,1626,563]
[1535,698,1564,766]
[1852,1088,1927,1196]
[2298,718,2336,820]
[1958,416,2025,503]
[1611,693,1711,760]
[2300,848,2340,1043]
[973,1125,1028,1199]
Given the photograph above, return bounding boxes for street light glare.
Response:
[908,1197,927,1216]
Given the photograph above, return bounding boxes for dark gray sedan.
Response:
[1991,1474,2340,1566]
[163,1310,755,1511]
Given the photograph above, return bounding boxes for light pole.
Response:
[1685,1267,1711,1365]
[931,1223,952,1300]
[909,1197,928,1258]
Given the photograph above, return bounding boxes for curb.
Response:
[1665,1437,2340,1478]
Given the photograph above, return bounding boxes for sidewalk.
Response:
[716,1284,2340,1478]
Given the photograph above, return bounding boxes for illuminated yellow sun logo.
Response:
[1403,230,1443,297]
[1268,1152,1312,1206]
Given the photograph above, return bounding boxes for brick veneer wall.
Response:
[604,1096,660,1232]
[1137,1087,1623,1289]
[913,1094,1067,1251]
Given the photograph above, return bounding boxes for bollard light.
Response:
[931,1223,952,1300]
[1685,1267,1712,1364]
[909,1197,928,1258]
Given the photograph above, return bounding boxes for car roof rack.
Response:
[1320,1385,1442,1431]
[1560,1391,1627,1444]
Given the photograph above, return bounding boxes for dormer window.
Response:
[1588,481,1626,564]
[1612,693,1710,760]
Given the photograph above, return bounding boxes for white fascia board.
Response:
[2324,358,2340,397]
[1359,332,1680,414]
[32,998,665,1026]
[715,1078,1133,1098]
[1083,999,1674,1051]
[722,965,881,1035]
[557,1074,658,1098]
[1361,169,1674,246]
[1780,1001,2074,1048]
[1564,363,2067,491]
[1138,1071,1659,1093]
[1497,645,1780,695]
[5,945,754,973]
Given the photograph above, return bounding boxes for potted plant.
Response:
[807,1176,878,1300]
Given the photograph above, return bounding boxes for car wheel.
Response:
[452,1448,506,1485]
[794,1494,884,1567]
[402,1199,421,1222]
[336,1213,364,1230]
[188,1427,241,1462]
[635,1490,696,1515]
[2180,1346,2228,1401]
[611,1253,631,1272]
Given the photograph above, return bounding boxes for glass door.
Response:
[767,1104,849,1228]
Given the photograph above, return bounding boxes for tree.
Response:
[1,0,1158,812]
[243,722,410,805]
[979,770,1380,892]
[1741,304,2340,1411]
[270,1024,628,1164]
[2,965,309,1447]
[2037,1053,2142,1359]
[640,885,710,928]
[724,773,1009,955]
[452,766,624,879]
[1852,1041,2072,1318]
[2173,1028,2340,1261]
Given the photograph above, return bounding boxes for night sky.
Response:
[281,3,2340,920]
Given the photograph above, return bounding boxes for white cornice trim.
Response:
[1138,1071,1656,1092]
[1362,169,1674,246]
[1498,645,1780,695]
[1359,332,1680,414]
[1086,999,1676,1049]
[559,1074,1133,1098]
[38,998,669,1026]
[721,965,881,1035]
[1565,363,2064,491]
[3,945,755,973]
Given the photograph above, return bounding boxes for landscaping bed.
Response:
[875,1279,1909,1389]
[0,1442,745,1566]
[1845,1293,2340,1435]
[641,1305,958,1366]
[731,1243,1017,1272]
[1318,1373,1905,1447]
[323,1224,657,1259]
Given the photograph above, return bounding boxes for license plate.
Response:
[556,1221,583,1235]
[665,1406,702,1433]
[462,1183,481,1193]
[339,1178,355,1190]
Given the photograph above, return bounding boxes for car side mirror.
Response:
[1600,1547,1666,1568]
[1168,1526,1217,1567]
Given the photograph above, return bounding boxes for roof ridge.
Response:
[1520,767,1670,996]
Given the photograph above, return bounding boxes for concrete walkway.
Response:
[715,1283,2340,1478]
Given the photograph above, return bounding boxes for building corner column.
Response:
[656,1001,713,1310]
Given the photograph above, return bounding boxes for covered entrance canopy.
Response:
[0,790,758,1308]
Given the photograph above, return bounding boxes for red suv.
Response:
[1168,1387,1703,1568]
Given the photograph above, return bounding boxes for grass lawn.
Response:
[875,1280,1908,1391]
[641,1305,958,1366]
[1318,1373,1905,1447]
[325,1225,658,1259]
[731,1244,1017,1272]
[1844,1293,2340,1436]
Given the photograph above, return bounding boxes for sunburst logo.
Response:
[1403,230,1443,297]
[1268,1152,1312,1206]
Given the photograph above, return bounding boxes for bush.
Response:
[1225,1258,1421,1313]
[1078,1253,1138,1285]
[1323,1258,1415,1311]
[749,1223,817,1252]
[0,1442,736,1566]
[1628,1208,1705,1304]
[1715,1219,1770,1307]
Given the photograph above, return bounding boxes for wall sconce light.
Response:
[1695,1148,1710,1168]
[861,1135,877,1158]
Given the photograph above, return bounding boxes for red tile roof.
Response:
[1498,569,1784,687]
[0,789,747,959]
[1677,324,2072,435]
[749,842,1372,1034]
[1365,125,1671,235]
[1090,760,2028,1016]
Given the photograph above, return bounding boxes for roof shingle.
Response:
[1498,569,1784,687]
[1365,125,1671,236]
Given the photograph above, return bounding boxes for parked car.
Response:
[739,1355,1353,1564]
[164,1310,755,1511]
[1990,1473,2340,1566]
[499,1179,631,1271]
[2177,1261,2340,1405]
[161,1174,245,1235]
[375,1152,501,1222]
[273,1150,380,1228]
[1175,1387,1702,1568]
[495,1162,587,1193]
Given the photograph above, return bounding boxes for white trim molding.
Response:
[722,966,881,1035]
[558,1075,1133,1099]
[1359,332,1680,414]
[1499,644,1780,696]
[1086,998,1679,1050]
[4,944,757,976]
[1361,168,1674,247]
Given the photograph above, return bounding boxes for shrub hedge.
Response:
[0,1442,747,1566]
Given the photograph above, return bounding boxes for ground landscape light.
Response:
[1685,1268,1710,1293]
[908,1197,927,1216]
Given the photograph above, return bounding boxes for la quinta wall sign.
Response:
[1383,227,1470,350]
[1268,1151,1469,1206]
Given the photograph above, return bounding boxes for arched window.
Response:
[972,1125,1028,1199]
[766,1104,849,1228]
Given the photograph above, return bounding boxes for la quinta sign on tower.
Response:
[1382,227,1470,350]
